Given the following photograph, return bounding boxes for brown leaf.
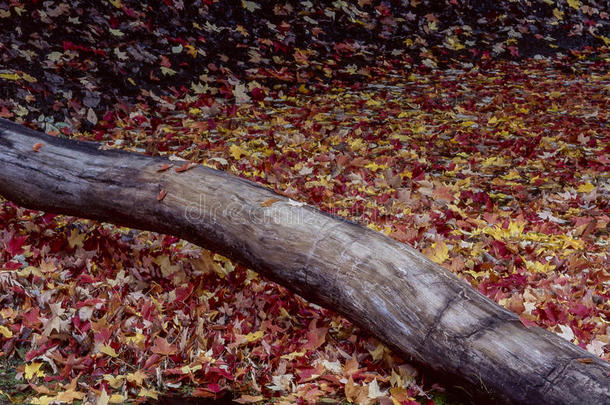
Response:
[260,198,280,207]
[234,395,265,404]
[157,189,167,201]
[576,358,594,364]
[345,376,358,403]
[350,157,369,167]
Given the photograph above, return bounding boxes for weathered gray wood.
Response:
[0,118,608,404]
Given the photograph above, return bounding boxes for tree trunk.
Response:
[0,118,608,404]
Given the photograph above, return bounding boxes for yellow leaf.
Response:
[109,394,125,404]
[109,0,122,8]
[502,170,522,181]
[446,36,464,50]
[553,8,564,20]
[180,364,202,374]
[567,0,580,9]
[20,73,37,83]
[138,388,158,399]
[425,241,450,264]
[0,72,20,81]
[229,144,249,160]
[0,325,13,338]
[103,374,125,389]
[348,138,365,151]
[99,344,119,357]
[30,395,53,405]
[25,363,45,379]
[525,260,556,274]
[280,350,306,360]
[126,370,148,385]
[577,182,594,193]
[184,44,198,58]
[244,330,264,342]
[125,333,146,346]
[369,343,386,361]
[487,116,498,125]
[507,221,525,237]
[364,162,387,171]
[298,84,309,94]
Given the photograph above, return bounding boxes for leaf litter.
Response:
[0,1,609,404]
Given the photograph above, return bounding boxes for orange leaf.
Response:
[33,143,44,152]
[260,198,280,207]
[157,163,172,172]
[157,189,167,201]
[175,162,196,172]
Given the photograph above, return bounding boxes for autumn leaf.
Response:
[30,396,54,405]
[0,325,13,338]
[234,394,265,403]
[260,198,280,207]
[138,388,158,399]
[32,142,44,152]
[126,370,148,385]
[567,0,581,9]
[344,376,357,402]
[100,344,119,358]
[55,388,85,403]
[0,1,608,403]
[103,374,125,389]
[151,336,178,356]
[302,321,327,350]
[175,162,196,172]
[424,241,450,264]
[157,163,173,172]
[242,1,260,12]
[67,229,86,249]
[229,144,249,160]
[25,362,45,379]
[577,182,594,193]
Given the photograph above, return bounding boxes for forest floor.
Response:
[1,1,609,404]
[1,50,608,404]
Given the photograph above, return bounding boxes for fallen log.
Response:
[0,118,608,404]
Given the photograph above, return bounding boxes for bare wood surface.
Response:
[0,118,608,404]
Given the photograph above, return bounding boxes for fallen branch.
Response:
[0,119,608,404]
